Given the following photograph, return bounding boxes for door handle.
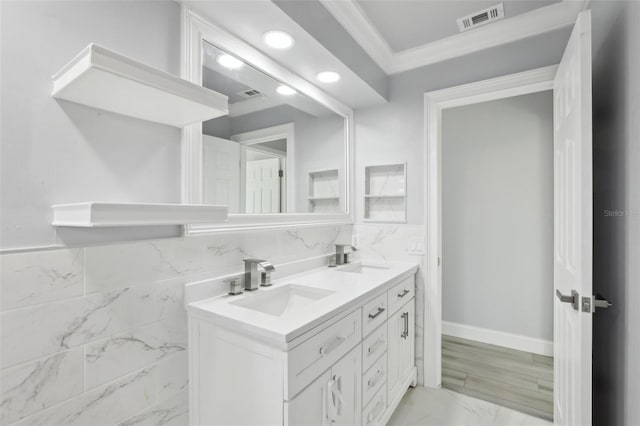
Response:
[556,289,579,310]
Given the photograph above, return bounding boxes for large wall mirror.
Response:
[182,8,353,234]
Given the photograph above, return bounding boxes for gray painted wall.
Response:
[0,1,182,250]
[354,27,571,225]
[591,2,640,425]
[441,92,554,341]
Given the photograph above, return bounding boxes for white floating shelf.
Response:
[52,202,228,227]
[52,44,228,128]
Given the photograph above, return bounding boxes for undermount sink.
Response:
[229,284,334,317]
[337,263,390,274]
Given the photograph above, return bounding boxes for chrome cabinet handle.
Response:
[397,289,410,298]
[368,306,385,320]
[367,368,384,388]
[401,312,409,339]
[556,289,579,310]
[319,336,346,356]
[367,338,385,354]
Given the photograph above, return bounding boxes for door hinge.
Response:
[278,170,284,178]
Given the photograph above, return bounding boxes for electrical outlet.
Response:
[352,233,360,248]
[407,238,425,255]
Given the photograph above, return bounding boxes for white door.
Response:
[328,346,361,426]
[387,299,415,402]
[202,135,240,213]
[553,10,592,426]
[286,370,331,426]
[245,157,281,214]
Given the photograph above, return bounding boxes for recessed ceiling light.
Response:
[317,71,341,83]
[216,54,244,70]
[263,30,295,49]
[276,85,296,96]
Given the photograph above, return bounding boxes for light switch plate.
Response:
[407,237,425,255]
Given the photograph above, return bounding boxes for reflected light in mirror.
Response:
[263,30,295,49]
[276,85,296,96]
[216,54,244,70]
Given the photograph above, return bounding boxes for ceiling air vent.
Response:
[238,89,262,98]
[457,3,505,32]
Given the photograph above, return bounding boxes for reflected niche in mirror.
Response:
[201,41,346,215]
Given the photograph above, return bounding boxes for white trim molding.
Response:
[321,0,587,74]
[180,6,354,235]
[423,65,557,388]
[442,322,553,357]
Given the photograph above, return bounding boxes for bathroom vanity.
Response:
[187,261,418,425]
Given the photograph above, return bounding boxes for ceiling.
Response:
[183,0,389,109]
[355,0,561,52]
[320,0,587,74]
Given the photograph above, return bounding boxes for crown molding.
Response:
[320,0,588,75]
[319,0,394,72]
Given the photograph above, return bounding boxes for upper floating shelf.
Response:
[52,44,228,128]
[52,202,228,227]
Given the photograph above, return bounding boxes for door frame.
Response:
[422,65,558,388]
[232,123,295,213]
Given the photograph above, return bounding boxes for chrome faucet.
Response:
[243,259,276,291]
[335,244,358,265]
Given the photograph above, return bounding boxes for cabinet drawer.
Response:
[287,309,361,398]
[362,385,387,426]
[362,324,387,372]
[387,276,414,315]
[362,293,387,337]
[362,353,386,407]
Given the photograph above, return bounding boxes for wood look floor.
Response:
[441,335,554,420]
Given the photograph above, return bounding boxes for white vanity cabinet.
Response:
[188,267,417,426]
[287,345,362,426]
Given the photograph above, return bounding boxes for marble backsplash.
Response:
[0,225,352,426]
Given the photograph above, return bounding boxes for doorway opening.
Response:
[423,65,559,422]
[439,91,554,419]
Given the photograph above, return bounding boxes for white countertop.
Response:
[187,260,419,349]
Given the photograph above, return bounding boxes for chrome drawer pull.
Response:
[397,289,410,298]
[367,368,384,388]
[319,336,346,356]
[368,307,385,320]
[367,338,385,354]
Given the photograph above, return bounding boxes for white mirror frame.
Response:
[180,6,354,235]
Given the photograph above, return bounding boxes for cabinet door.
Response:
[286,370,331,426]
[398,298,415,381]
[387,298,415,402]
[328,345,362,426]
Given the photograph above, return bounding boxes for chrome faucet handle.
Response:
[259,261,275,272]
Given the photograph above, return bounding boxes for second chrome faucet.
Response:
[243,258,276,291]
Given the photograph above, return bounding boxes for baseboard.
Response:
[442,321,553,356]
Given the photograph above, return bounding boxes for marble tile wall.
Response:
[0,225,352,426]
[352,223,426,385]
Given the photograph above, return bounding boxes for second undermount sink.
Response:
[230,284,334,317]
[337,263,390,274]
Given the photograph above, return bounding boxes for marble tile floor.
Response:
[388,386,553,426]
